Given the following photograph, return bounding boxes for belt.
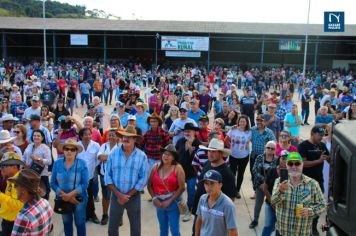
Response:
[156,193,173,200]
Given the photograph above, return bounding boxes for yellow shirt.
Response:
[0,171,24,221]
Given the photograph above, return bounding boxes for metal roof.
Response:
[0,16,355,36]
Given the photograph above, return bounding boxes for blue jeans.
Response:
[186,177,197,210]
[261,203,276,236]
[80,94,89,106]
[156,197,181,236]
[62,198,87,236]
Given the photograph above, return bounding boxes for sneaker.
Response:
[91,215,100,224]
[101,214,108,225]
[304,122,310,125]
[249,220,258,229]
[183,211,191,222]
[236,192,241,199]
[250,193,256,199]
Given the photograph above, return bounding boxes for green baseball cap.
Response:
[286,152,302,162]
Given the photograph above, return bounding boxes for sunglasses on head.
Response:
[287,161,302,167]
[63,147,77,152]
[266,146,275,150]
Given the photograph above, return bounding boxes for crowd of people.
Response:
[0,60,355,236]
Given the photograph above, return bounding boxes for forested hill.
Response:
[0,0,116,19]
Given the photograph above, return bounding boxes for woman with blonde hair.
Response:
[163,106,179,131]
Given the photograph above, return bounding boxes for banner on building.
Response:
[165,51,201,58]
[70,34,88,46]
[279,40,301,51]
[161,36,209,51]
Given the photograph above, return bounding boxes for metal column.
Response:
[260,35,265,70]
[1,32,6,60]
[103,32,107,65]
[207,33,211,72]
[313,36,319,72]
[52,32,56,65]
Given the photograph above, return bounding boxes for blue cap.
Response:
[203,170,222,183]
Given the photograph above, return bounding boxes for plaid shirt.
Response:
[143,128,170,160]
[10,101,28,123]
[271,175,326,236]
[276,107,287,124]
[11,198,53,236]
[251,126,276,155]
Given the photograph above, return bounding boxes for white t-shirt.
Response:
[227,128,252,158]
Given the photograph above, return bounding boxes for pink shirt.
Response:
[275,143,298,157]
[91,128,102,145]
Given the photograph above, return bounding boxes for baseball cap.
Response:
[128,115,136,121]
[199,115,209,122]
[87,104,95,110]
[311,125,326,135]
[30,114,41,121]
[268,103,277,108]
[115,101,125,107]
[31,95,40,101]
[286,152,302,162]
[203,170,222,183]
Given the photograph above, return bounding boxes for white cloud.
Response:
[58,0,356,24]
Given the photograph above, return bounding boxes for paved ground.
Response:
[49,89,326,236]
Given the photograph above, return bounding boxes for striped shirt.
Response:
[11,198,53,236]
[104,144,149,193]
[271,175,326,236]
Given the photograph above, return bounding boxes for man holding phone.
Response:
[271,152,326,236]
[298,125,329,235]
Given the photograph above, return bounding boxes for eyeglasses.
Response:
[266,147,275,150]
[110,119,119,122]
[287,161,302,167]
[63,148,77,152]
[280,134,290,138]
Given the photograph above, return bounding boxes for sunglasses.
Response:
[63,148,77,152]
[13,131,21,134]
[266,147,275,150]
[287,161,302,167]
[280,134,290,138]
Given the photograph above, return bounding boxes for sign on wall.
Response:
[70,34,88,46]
[279,40,301,51]
[161,36,209,51]
[165,51,201,57]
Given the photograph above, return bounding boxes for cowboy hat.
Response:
[30,75,38,80]
[117,125,143,142]
[135,102,148,111]
[8,168,44,196]
[0,152,25,166]
[58,138,83,153]
[160,144,178,160]
[0,130,16,144]
[199,138,231,157]
[182,122,199,131]
[0,114,19,122]
[147,112,163,126]
[151,87,160,94]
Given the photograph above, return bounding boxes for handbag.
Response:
[157,166,187,215]
[28,144,45,175]
[54,159,78,214]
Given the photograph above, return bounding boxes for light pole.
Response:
[302,0,311,78]
[43,0,47,72]
[155,33,159,67]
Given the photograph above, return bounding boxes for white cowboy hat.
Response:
[199,138,231,157]
[0,114,19,122]
[30,75,38,80]
[0,130,16,144]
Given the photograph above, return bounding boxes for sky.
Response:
[57,0,356,24]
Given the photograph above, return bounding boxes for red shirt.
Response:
[195,128,211,143]
[275,143,298,157]
[57,79,66,94]
[152,167,179,195]
[143,128,170,160]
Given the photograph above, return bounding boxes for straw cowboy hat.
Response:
[0,152,25,166]
[199,138,231,157]
[8,168,44,196]
[117,125,143,142]
[30,75,38,80]
[0,130,16,144]
[147,112,163,126]
[0,114,19,122]
[58,138,83,153]
[135,102,148,111]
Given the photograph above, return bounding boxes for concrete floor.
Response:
[48,89,326,236]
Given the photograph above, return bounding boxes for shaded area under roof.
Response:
[0,17,355,36]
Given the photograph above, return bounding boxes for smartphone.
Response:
[280,169,288,182]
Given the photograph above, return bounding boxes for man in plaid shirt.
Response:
[9,169,53,236]
[275,99,288,131]
[271,152,326,236]
[10,94,28,124]
[143,112,170,171]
